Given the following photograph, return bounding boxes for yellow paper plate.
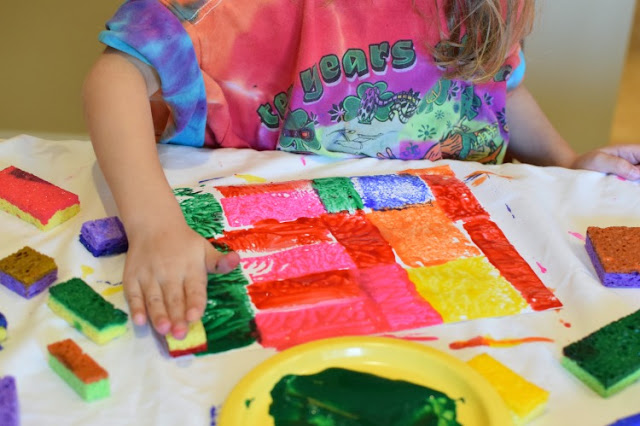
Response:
[218,336,512,426]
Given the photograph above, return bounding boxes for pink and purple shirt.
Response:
[100,0,524,162]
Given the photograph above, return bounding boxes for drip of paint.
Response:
[209,406,217,426]
[449,335,554,350]
[300,156,307,166]
[536,262,547,273]
[379,334,438,342]
[81,265,94,279]
[505,203,515,218]
[101,286,123,297]
[560,319,572,328]
[568,231,586,241]
[235,174,267,183]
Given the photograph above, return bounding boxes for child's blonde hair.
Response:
[432,0,535,82]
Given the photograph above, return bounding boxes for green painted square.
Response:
[312,177,363,214]
[198,267,257,355]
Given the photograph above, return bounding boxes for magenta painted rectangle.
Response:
[358,264,443,331]
[241,243,356,283]
[220,187,326,227]
[256,297,388,350]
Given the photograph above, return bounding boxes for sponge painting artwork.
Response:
[172,165,562,355]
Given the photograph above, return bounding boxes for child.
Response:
[82,0,640,339]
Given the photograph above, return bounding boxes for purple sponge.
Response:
[0,376,19,426]
[586,226,640,288]
[79,216,128,257]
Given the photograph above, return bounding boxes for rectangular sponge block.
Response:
[165,320,208,357]
[0,376,19,426]
[48,278,128,345]
[47,338,110,401]
[0,166,80,230]
[0,246,58,298]
[467,353,549,425]
[586,226,640,287]
[562,308,640,397]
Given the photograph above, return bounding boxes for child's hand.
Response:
[571,144,640,181]
[122,219,240,339]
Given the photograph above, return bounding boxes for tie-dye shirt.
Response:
[100,0,525,162]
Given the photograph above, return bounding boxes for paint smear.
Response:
[449,335,554,350]
[568,231,586,241]
[234,174,267,183]
[463,171,514,184]
[300,156,307,166]
[216,180,309,197]
[560,319,572,328]
[101,285,123,296]
[505,204,515,218]
[367,204,481,268]
[536,262,547,274]
[81,265,94,279]
[379,334,439,342]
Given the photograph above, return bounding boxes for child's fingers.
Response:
[140,279,171,335]
[160,278,188,339]
[204,243,240,274]
[123,278,147,326]
[590,153,640,180]
[184,273,208,322]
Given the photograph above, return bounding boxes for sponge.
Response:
[0,246,58,298]
[562,308,640,397]
[165,320,208,357]
[47,278,128,345]
[47,338,110,401]
[467,353,549,425]
[0,376,18,426]
[609,413,640,426]
[0,165,80,230]
[79,216,128,257]
[585,226,640,287]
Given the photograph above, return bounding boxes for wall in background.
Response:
[0,1,122,139]
[525,0,637,153]
[0,1,637,151]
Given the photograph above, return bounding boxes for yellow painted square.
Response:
[407,256,528,322]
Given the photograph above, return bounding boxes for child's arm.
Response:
[506,85,640,180]
[82,48,239,339]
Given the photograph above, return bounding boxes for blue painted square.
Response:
[351,174,433,210]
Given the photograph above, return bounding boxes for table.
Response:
[1,134,639,425]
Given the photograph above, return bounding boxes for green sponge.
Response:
[47,278,128,345]
[562,308,640,397]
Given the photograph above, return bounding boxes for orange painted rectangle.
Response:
[215,180,311,197]
[367,204,481,267]
[47,339,108,384]
[420,174,488,222]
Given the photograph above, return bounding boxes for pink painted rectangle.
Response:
[256,297,388,350]
[241,243,356,283]
[220,188,326,227]
[358,264,443,331]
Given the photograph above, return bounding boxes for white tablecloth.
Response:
[1,134,640,426]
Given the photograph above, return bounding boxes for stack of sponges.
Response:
[0,246,58,298]
[0,165,80,230]
[165,320,208,357]
[467,353,549,424]
[79,216,128,257]
[48,278,128,345]
[47,339,110,401]
[0,376,19,426]
[562,308,640,397]
[585,226,640,287]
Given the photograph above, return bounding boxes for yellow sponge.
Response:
[468,353,549,425]
[165,320,207,357]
